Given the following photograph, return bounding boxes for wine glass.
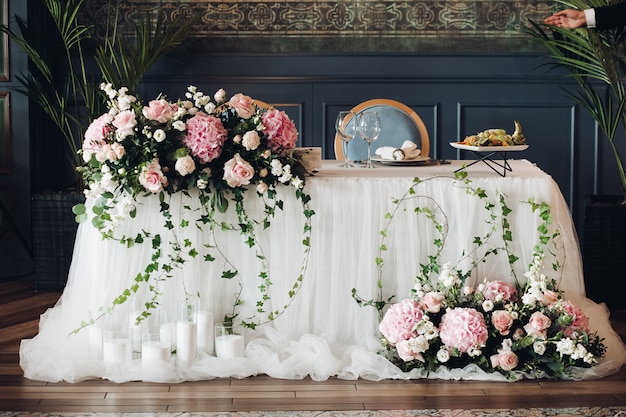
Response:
[358,111,381,168]
[335,111,357,167]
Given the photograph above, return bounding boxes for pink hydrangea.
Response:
[551,300,590,338]
[439,307,488,353]
[182,112,227,164]
[262,109,298,154]
[379,299,424,345]
[483,280,517,303]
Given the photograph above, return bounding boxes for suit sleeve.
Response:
[594,3,626,29]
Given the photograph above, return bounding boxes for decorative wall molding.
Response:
[82,0,556,53]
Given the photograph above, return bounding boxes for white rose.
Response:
[533,341,546,355]
[437,348,450,363]
[214,88,227,103]
[242,131,261,150]
[256,181,269,194]
[154,129,167,142]
[173,120,186,132]
[175,155,196,176]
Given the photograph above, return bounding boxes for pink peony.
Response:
[142,99,176,123]
[490,351,519,371]
[228,93,255,119]
[552,300,590,338]
[139,160,168,193]
[491,310,514,335]
[439,307,488,353]
[483,280,517,302]
[182,112,227,164]
[112,109,137,140]
[379,299,424,345]
[262,109,298,154]
[223,153,255,187]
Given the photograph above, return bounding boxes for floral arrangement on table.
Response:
[354,172,606,380]
[73,84,314,330]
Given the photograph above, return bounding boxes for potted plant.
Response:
[527,0,626,309]
[2,0,195,291]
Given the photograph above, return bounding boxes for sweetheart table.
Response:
[20,159,626,382]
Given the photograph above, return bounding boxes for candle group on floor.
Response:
[90,298,245,367]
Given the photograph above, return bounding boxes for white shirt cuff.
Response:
[584,8,596,28]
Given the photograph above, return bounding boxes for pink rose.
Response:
[142,99,176,123]
[262,109,298,154]
[182,112,227,164]
[421,292,445,313]
[551,300,590,338]
[541,290,560,306]
[223,153,255,187]
[139,160,168,193]
[491,310,514,335]
[529,311,551,331]
[379,299,424,345]
[112,109,137,140]
[228,93,255,119]
[483,280,516,302]
[83,114,112,162]
[439,308,488,353]
[490,351,518,371]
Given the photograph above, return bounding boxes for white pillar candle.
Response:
[176,321,197,367]
[103,338,131,364]
[215,334,245,358]
[197,311,215,355]
[141,341,170,363]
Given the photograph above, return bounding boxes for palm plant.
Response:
[1,0,195,188]
[527,0,626,201]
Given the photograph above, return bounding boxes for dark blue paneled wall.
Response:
[136,52,619,233]
[3,45,622,246]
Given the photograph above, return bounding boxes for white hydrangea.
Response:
[556,338,575,356]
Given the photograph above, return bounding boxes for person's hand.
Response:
[544,9,587,28]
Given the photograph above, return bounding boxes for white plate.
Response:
[450,142,529,152]
[371,156,432,166]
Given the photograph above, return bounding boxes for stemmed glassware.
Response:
[358,111,381,168]
[335,111,357,167]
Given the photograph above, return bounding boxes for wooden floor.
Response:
[1,279,625,413]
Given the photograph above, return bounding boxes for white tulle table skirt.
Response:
[20,160,626,382]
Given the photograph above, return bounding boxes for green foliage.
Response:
[1,0,195,187]
[527,1,626,197]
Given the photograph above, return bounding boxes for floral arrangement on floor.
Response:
[355,172,606,380]
[73,84,313,330]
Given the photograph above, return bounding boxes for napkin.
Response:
[375,141,422,160]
